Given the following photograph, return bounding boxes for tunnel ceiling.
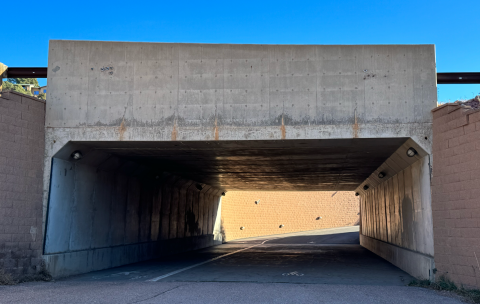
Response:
[77,138,408,191]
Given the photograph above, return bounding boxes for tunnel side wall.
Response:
[431,104,480,288]
[357,140,435,280]
[43,157,222,278]
[221,191,359,241]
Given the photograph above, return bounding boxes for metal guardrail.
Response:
[2,68,480,84]
[437,73,480,84]
[5,67,48,78]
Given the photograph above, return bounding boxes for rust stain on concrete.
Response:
[171,120,177,141]
[280,115,286,139]
[214,117,219,140]
[353,109,359,138]
[119,119,127,141]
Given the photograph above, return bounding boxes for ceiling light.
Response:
[378,172,386,179]
[255,200,260,204]
[316,217,322,220]
[195,184,204,191]
[221,192,226,196]
[355,193,359,196]
[240,226,245,230]
[71,151,83,160]
[279,224,284,228]
[363,185,369,191]
[406,147,417,157]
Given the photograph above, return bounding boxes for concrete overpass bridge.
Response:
[42,41,436,279]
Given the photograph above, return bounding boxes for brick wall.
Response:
[432,103,480,288]
[221,191,359,241]
[0,91,45,277]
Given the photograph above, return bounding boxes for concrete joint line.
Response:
[147,240,270,282]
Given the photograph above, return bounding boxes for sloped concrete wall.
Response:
[43,152,222,278]
[357,139,435,280]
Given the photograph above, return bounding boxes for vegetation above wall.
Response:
[1,78,46,100]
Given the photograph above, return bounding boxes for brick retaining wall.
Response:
[0,91,45,277]
[432,102,480,288]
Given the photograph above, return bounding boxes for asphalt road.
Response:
[0,227,464,303]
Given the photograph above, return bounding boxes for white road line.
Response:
[147,240,270,282]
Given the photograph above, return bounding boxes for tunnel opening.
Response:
[43,138,433,281]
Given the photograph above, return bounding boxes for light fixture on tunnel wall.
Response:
[279,224,284,228]
[363,185,369,191]
[70,150,83,160]
[240,226,245,230]
[221,192,226,196]
[378,172,386,179]
[195,183,204,191]
[406,147,418,157]
[255,200,260,205]
[355,193,360,196]
[316,217,322,220]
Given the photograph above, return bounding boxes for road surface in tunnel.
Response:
[2,227,464,304]
[61,226,412,285]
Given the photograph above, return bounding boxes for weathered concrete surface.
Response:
[43,41,436,204]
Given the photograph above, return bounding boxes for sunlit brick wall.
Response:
[432,102,480,288]
[221,191,359,241]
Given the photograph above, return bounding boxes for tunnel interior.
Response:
[62,138,409,191]
[43,138,432,278]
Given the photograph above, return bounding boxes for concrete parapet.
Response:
[360,234,435,280]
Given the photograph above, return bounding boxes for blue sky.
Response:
[3,0,479,102]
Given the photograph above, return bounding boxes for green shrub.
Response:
[410,275,480,303]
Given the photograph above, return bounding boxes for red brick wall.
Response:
[221,191,359,241]
[432,104,480,288]
[0,92,45,277]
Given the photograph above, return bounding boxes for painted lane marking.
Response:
[92,271,140,280]
[282,271,304,276]
[147,240,270,282]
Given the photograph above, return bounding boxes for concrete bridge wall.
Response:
[41,41,437,278]
[44,41,435,155]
